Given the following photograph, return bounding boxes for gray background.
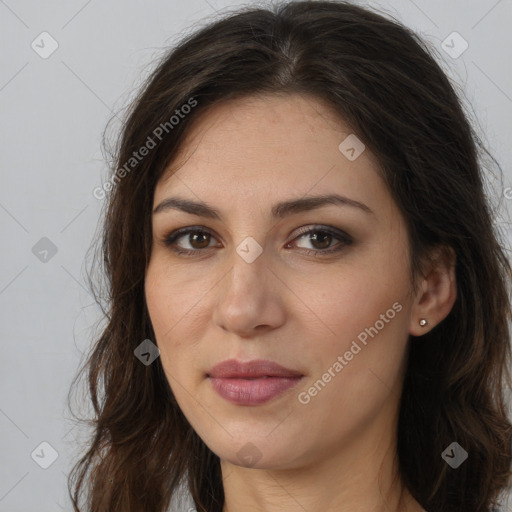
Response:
[1,0,511,511]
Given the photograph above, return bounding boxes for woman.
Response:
[69,1,512,511]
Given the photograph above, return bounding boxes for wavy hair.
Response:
[69,1,512,511]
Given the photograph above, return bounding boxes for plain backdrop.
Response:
[1,0,511,511]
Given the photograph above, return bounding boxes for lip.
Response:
[208,359,303,379]
[207,359,304,405]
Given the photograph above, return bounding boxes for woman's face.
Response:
[145,93,418,470]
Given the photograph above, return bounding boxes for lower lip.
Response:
[208,376,303,405]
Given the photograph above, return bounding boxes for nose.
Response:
[211,247,287,337]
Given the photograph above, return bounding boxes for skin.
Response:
[145,93,457,512]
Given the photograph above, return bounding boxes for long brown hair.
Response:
[69,2,512,511]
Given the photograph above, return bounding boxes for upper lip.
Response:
[207,359,303,379]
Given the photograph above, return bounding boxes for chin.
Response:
[208,434,305,471]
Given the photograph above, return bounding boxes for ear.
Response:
[409,245,457,336]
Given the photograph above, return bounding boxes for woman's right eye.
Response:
[163,227,219,255]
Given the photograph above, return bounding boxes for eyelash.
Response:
[162,225,353,257]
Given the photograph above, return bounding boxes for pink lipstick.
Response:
[207,359,304,406]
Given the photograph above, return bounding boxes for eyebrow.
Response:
[153,193,374,219]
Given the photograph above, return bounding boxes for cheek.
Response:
[310,255,410,351]
[292,276,410,451]
[145,260,211,380]
[298,243,412,405]
[145,258,205,338]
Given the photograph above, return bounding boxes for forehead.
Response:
[154,93,391,217]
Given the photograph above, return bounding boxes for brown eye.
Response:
[308,231,333,250]
[289,226,353,255]
[164,228,218,254]
[187,232,211,249]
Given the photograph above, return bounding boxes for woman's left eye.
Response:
[162,225,353,256]
[289,226,353,255]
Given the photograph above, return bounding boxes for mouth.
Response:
[207,359,304,406]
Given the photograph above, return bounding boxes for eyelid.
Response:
[291,224,353,244]
[163,225,219,248]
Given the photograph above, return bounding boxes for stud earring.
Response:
[419,319,428,327]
